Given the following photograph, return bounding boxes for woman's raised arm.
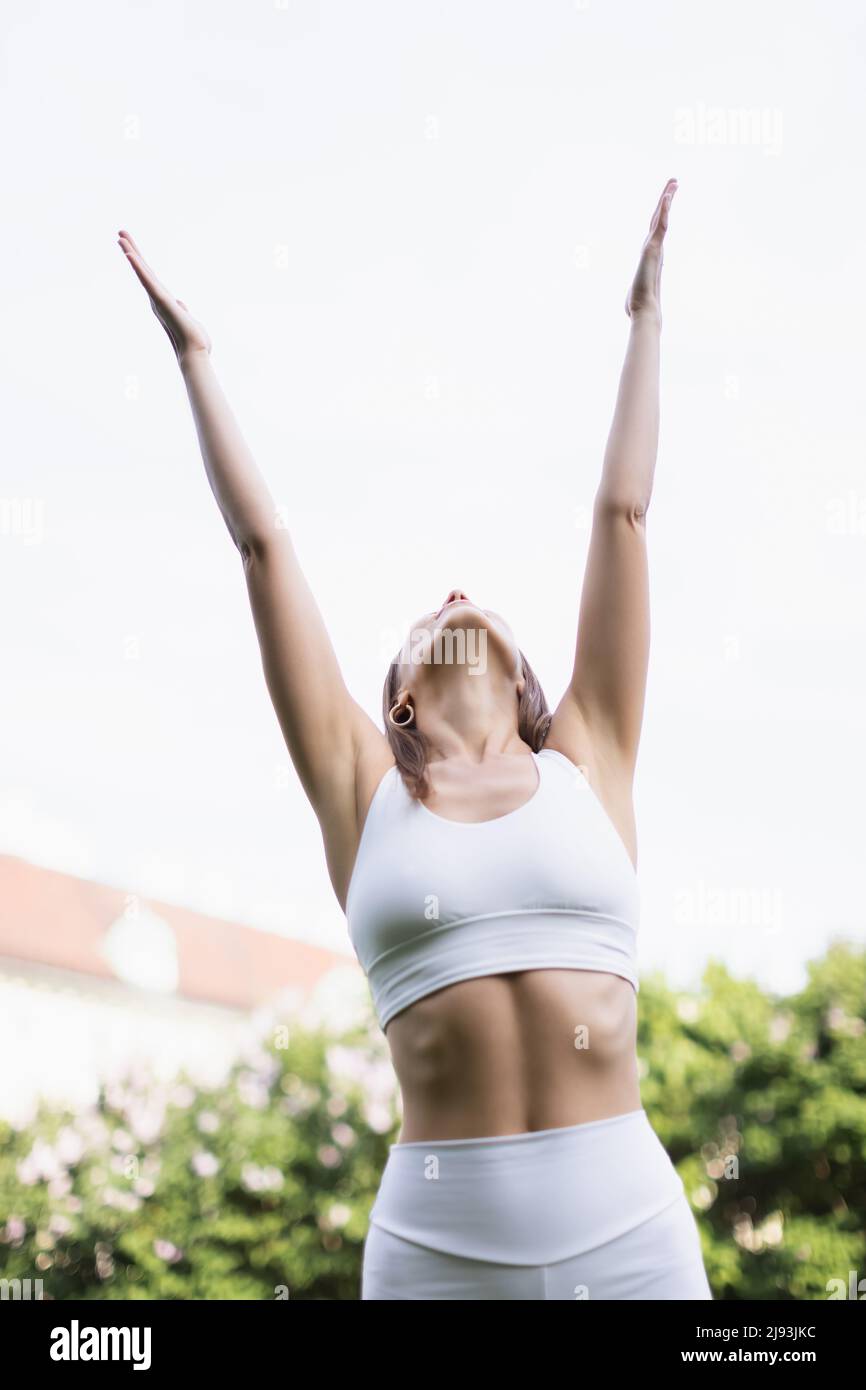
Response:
[117,231,387,876]
[549,179,677,782]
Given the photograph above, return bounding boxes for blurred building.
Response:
[0,855,363,1125]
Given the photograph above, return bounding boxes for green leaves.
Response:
[0,948,863,1300]
[638,944,866,1300]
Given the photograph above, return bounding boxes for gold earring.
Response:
[388,701,415,728]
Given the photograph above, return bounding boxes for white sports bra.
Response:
[346,746,640,1032]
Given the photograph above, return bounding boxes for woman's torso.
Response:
[336,737,642,1141]
[385,968,640,1141]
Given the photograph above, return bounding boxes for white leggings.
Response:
[362,1108,712,1301]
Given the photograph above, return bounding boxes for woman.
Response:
[118,176,711,1300]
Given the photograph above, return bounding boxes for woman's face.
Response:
[397,590,522,685]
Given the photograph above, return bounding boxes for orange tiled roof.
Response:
[0,855,354,1010]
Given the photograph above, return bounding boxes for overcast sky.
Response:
[1,0,864,997]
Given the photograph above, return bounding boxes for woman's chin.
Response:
[435,602,487,632]
[400,605,519,677]
[426,613,519,678]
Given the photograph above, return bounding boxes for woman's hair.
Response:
[382,649,552,800]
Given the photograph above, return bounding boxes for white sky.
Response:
[1,0,864,997]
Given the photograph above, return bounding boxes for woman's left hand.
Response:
[118,229,212,365]
[625,178,677,324]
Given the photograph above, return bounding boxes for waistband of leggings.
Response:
[389,1106,648,1151]
[371,1105,685,1264]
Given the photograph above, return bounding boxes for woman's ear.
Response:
[516,676,526,698]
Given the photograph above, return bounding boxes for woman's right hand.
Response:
[118,229,212,364]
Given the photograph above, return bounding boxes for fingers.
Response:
[118,228,144,256]
[657,178,677,234]
[648,178,678,242]
[117,230,169,302]
[118,244,158,298]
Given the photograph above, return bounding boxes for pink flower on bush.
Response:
[56,1127,85,1166]
[17,1140,63,1186]
[237,1071,270,1110]
[321,1203,350,1231]
[153,1239,183,1264]
[240,1163,283,1193]
[3,1216,26,1242]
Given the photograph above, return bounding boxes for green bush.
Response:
[1,941,864,1300]
[0,1022,398,1301]
[639,941,866,1300]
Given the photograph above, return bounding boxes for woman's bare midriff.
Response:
[385,967,641,1143]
